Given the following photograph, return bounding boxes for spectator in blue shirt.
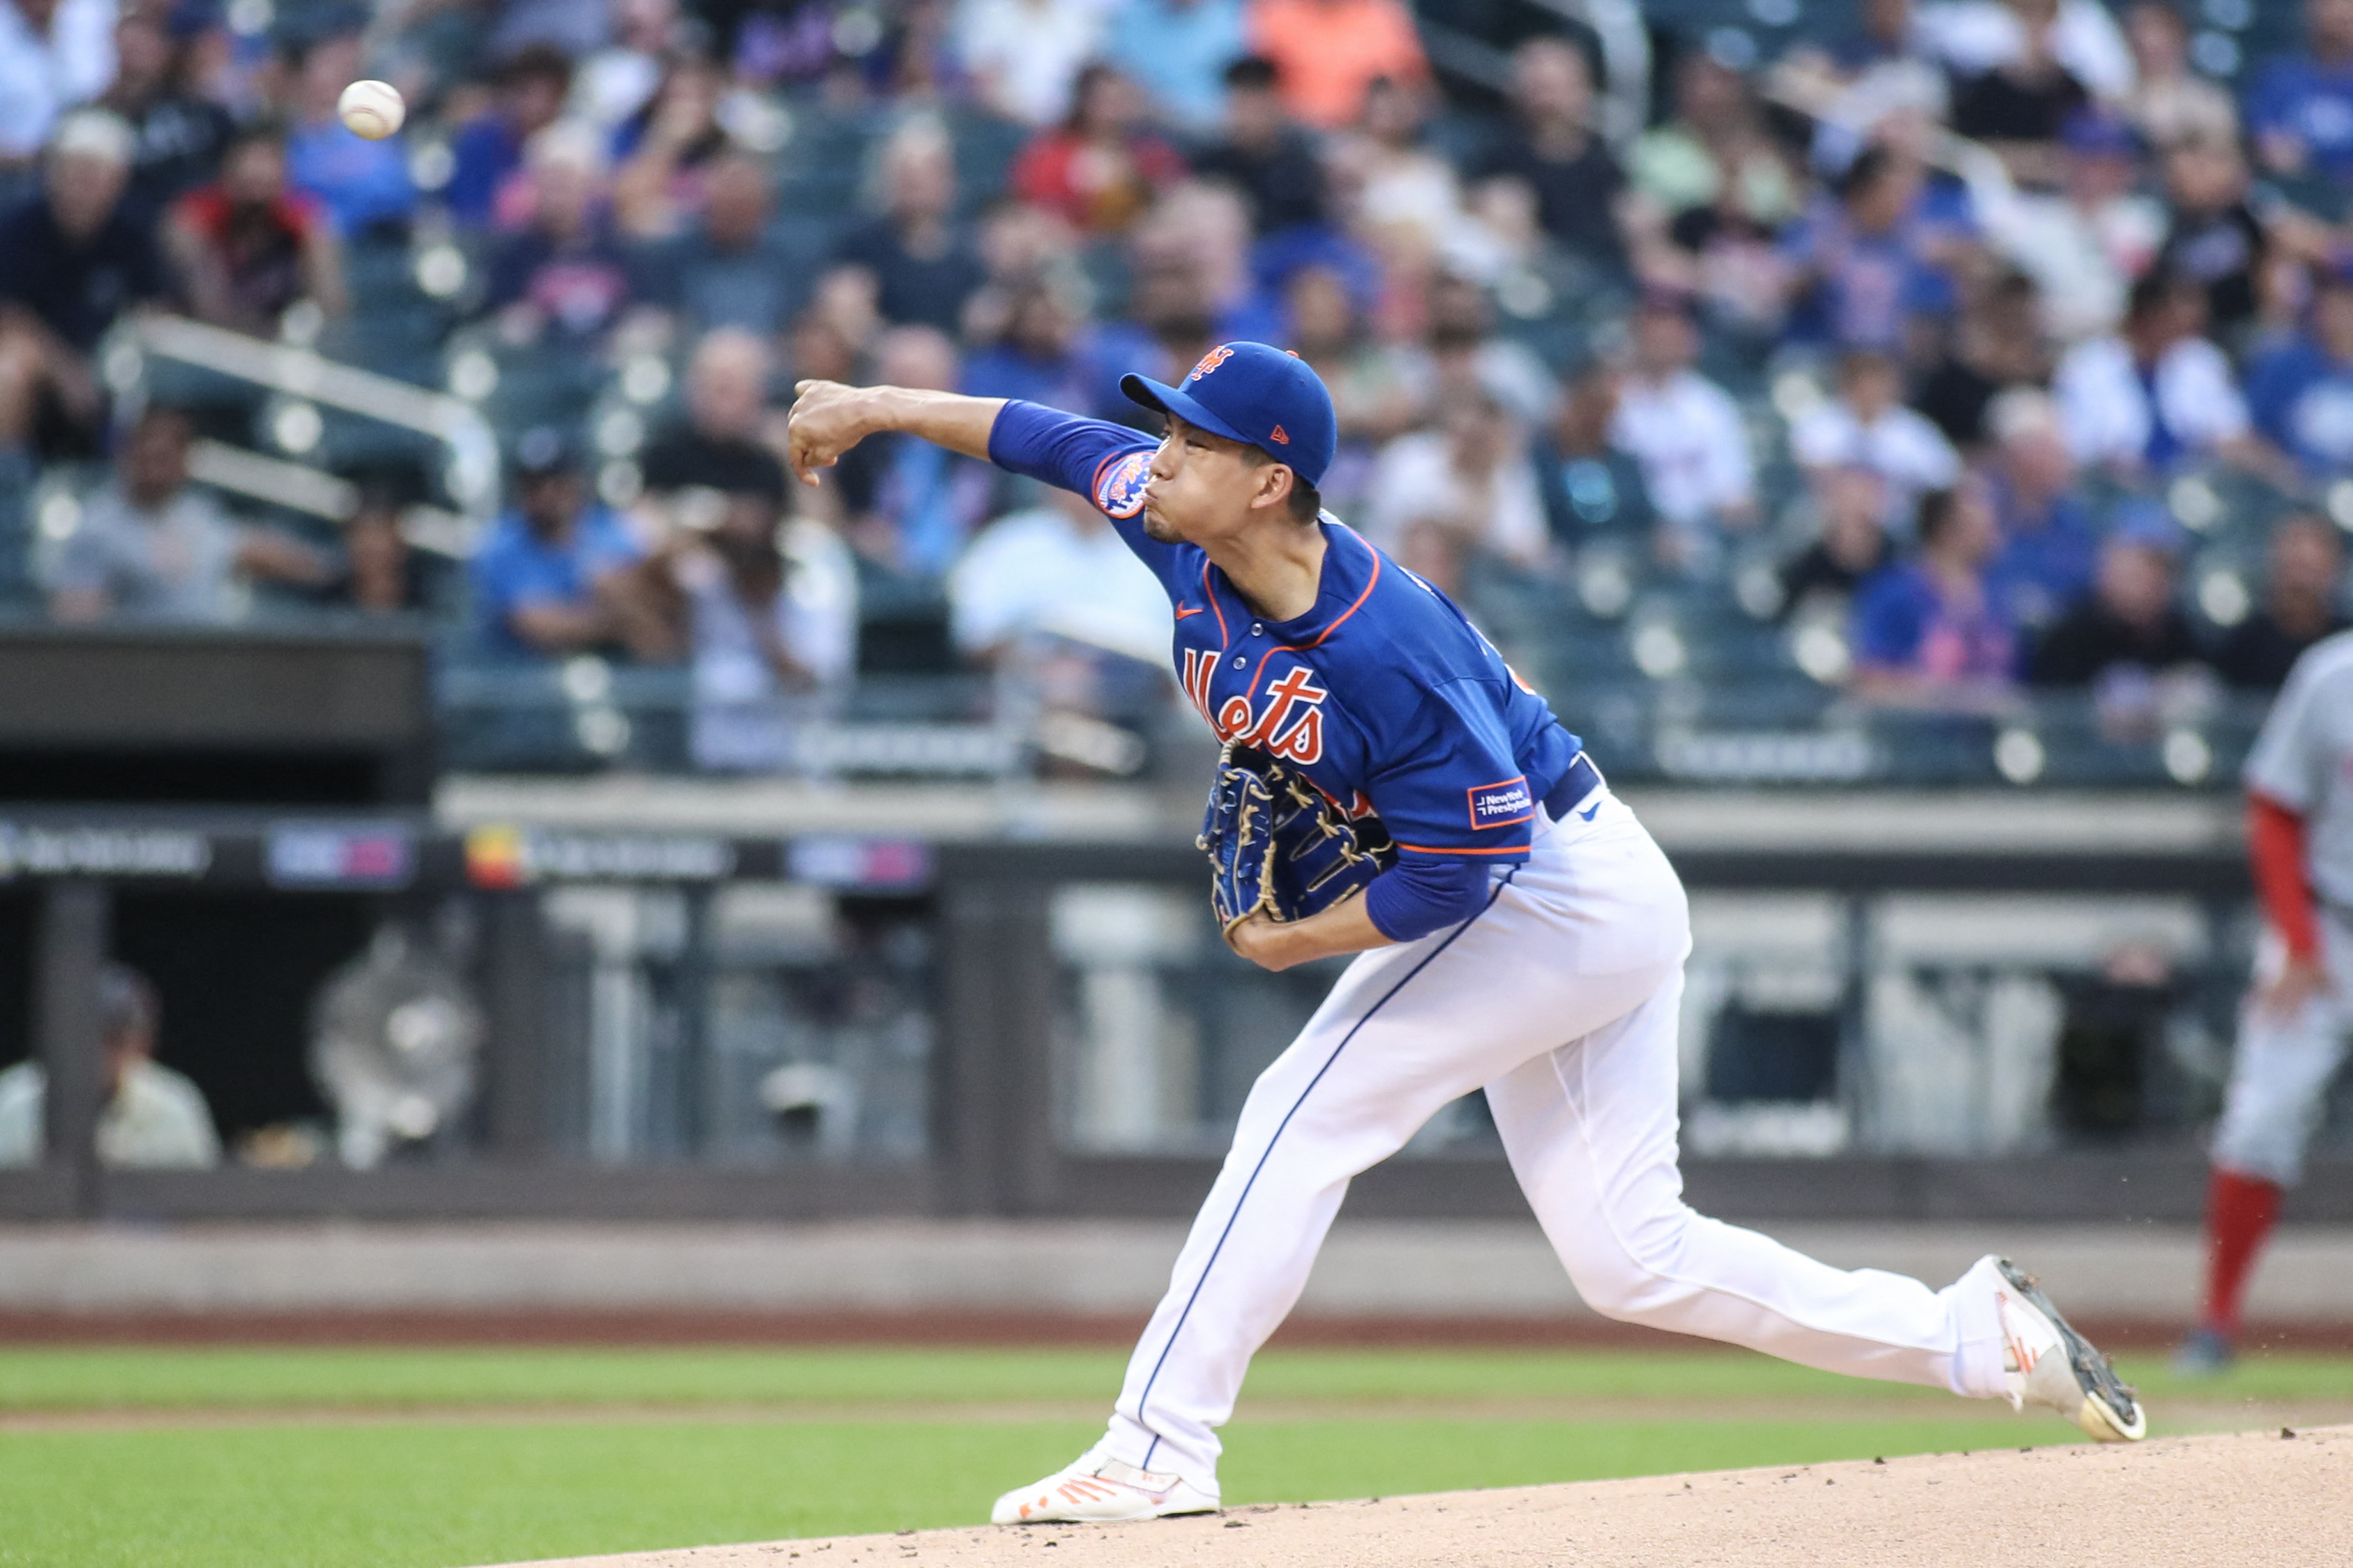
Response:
[441,45,573,229]
[831,326,995,580]
[2246,261,2353,475]
[1850,478,2018,707]
[281,24,416,238]
[1105,0,1248,135]
[1780,143,1956,358]
[2246,0,2353,188]
[961,279,1097,413]
[470,427,646,659]
[1980,387,2100,637]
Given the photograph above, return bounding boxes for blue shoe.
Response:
[2172,1325,2236,1377]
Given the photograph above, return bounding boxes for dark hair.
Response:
[732,463,789,508]
[1835,144,1897,201]
[1985,267,2039,307]
[339,457,428,517]
[2127,268,2194,324]
[1224,55,1280,91]
[501,42,575,92]
[275,9,366,70]
[223,117,288,158]
[1242,443,1321,523]
[98,962,158,1045]
[1916,487,1962,549]
[1064,61,1121,132]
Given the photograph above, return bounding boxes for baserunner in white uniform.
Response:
[2178,631,2353,1373]
[784,342,2148,1526]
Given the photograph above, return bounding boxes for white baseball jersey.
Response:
[2213,630,2353,1187]
[2244,630,2353,909]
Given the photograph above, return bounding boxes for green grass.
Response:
[0,1346,2341,1568]
[13,1344,2347,1411]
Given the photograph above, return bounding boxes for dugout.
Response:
[0,627,433,1180]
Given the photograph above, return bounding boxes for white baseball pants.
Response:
[1098,789,2010,1489]
[2212,909,2353,1187]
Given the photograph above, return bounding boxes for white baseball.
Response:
[338,79,405,141]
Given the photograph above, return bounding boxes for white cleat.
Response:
[1994,1257,2149,1443]
[990,1450,1220,1525]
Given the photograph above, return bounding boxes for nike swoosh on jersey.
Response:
[1174,606,1207,620]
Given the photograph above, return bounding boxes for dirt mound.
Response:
[501,1426,2350,1568]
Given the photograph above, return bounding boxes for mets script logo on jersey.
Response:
[1093,450,1151,519]
[1190,346,1234,381]
[1183,652,1329,764]
[1467,777,1534,830]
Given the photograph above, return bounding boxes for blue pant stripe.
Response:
[1134,874,1517,1470]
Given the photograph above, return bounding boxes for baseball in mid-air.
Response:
[337,79,405,140]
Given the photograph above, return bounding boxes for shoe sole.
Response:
[994,1500,1218,1525]
[1999,1258,2148,1442]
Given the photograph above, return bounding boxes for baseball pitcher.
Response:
[785,342,2147,1526]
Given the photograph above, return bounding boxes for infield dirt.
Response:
[499,1424,2351,1568]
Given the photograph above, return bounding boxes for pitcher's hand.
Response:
[786,380,878,485]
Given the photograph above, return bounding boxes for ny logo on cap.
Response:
[1189,346,1234,380]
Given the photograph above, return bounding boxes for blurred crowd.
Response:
[4,0,2353,772]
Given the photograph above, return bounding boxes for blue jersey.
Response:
[990,400,1584,863]
[2245,335,2353,474]
[2246,57,2353,185]
[469,504,644,660]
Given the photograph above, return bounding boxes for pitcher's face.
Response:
[1142,418,1294,546]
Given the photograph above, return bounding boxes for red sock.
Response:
[2202,1167,2285,1339]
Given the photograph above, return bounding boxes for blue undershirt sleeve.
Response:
[1362,855,1490,943]
[986,399,1153,496]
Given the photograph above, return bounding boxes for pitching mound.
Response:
[501,1425,2350,1568]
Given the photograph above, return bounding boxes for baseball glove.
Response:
[1198,742,1395,940]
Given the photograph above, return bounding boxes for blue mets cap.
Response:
[1121,342,1338,490]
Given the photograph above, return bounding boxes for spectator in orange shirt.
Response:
[1245,0,1428,129]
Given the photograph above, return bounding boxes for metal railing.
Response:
[111,313,499,546]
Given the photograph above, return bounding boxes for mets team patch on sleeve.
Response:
[1094,450,1152,518]
[1467,777,1534,830]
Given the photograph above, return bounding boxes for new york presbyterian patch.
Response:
[1467,776,1534,830]
[1094,450,1152,519]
